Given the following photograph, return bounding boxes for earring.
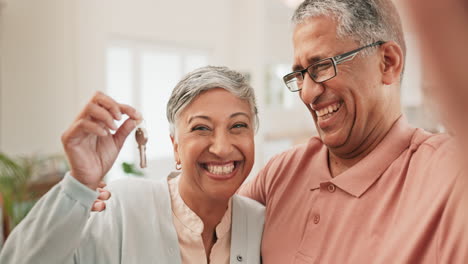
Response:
[175,161,182,170]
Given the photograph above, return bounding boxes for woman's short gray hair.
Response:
[166,66,259,137]
[292,0,406,62]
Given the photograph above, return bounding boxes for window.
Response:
[106,41,208,181]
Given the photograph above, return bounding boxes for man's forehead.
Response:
[292,17,353,69]
[292,24,335,69]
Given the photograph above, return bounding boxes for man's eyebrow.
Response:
[292,56,324,71]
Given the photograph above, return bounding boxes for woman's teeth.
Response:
[206,162,235,175]
[316,102,342,118]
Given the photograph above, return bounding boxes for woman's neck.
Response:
[178,176,229,260]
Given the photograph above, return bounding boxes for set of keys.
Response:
[135,123,148,168]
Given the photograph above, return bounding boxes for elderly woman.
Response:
[0,66,264,264]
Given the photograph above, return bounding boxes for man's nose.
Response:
[209,131,234,157]
[300,74,325,104]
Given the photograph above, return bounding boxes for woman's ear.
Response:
[170,135,180,163]
[380,41,404,85]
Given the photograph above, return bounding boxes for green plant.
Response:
[0,153,38,231]
[121,162,144,177]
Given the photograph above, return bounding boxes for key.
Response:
[135,126,148,168]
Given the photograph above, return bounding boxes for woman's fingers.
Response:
[118,103,143,123]
[85,103,118,131]
[91,91,123,121]
[113,118,139,149]
[62,119,108,145]
[73,92,142,137]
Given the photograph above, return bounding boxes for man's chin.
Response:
[319,131,347,149]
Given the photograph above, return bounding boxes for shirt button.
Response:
[236,255,243,262]
[327,184,336,193]
[313,214,320,224]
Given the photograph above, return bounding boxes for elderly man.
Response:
[239,0,465,263]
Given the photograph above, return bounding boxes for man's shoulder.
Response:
[410,129,455,153]
[408,129,460,179]
[267,136,324,165]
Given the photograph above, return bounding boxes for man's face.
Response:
[293,16,390,154]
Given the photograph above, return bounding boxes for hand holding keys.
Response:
[135,124,148,168]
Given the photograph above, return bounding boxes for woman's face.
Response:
[172,88,255,202]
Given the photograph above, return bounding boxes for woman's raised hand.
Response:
[61,91,142,190]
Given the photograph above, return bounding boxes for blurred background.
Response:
[0,0,441,244]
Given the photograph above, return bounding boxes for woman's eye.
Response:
[191,126,210,131]
[232,123,248,129]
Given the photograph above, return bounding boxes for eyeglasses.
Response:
[283,41,385,92]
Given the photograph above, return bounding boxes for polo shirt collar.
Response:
[310,116,415,198]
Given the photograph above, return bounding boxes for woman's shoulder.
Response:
[107,177,161,194]
[104,176,169,209]
[232,194,265,216]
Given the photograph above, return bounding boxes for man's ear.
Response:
[170,135,180,163]
[380,41,404,85]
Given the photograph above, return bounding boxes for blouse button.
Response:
[237,255,243,262]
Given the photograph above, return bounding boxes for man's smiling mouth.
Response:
[315,102,343,120]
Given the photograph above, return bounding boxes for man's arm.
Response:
[238,169,268,206]
[437,172,468,262]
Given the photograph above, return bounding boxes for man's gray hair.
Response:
[167,66,259,137]
[292,0,406,64]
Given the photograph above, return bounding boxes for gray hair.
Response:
[292,0,406,76]
[166,66,259,137]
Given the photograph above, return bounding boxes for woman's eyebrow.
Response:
[230,112,251,120]
[187,112,250,124]
[188,115,211,124]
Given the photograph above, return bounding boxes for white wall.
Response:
[1,0,76,155]
[0,0,299,177]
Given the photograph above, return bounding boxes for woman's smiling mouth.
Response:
[200,161,241,180]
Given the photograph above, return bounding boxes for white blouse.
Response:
[168,176,232,264]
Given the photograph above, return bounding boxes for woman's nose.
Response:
[209,132,234,157]
[300,74,325,104]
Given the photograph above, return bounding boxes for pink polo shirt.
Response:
[240,117,466,263]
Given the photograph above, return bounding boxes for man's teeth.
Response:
[315,102,342,117]
[206,163,235,175]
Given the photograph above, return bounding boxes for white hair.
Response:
[292,0,406,62]
[166,66,259,137]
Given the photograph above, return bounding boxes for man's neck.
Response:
[328,115,401,177]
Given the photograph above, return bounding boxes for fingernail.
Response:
[136,111,143,120]
[116,112,122,120]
